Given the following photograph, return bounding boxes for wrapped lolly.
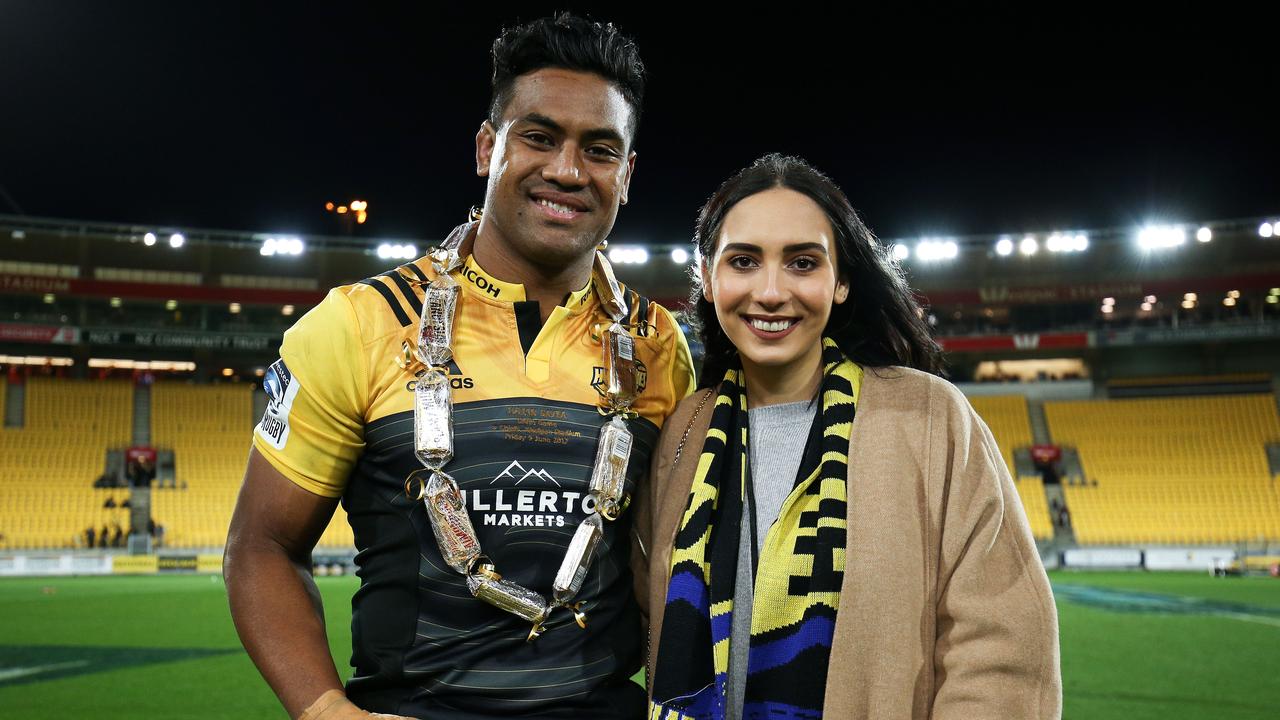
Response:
[600,322,638,410]
[553,513,603,605]
[418,273,460,367]
[591,250,628,321]
[589,415,633,520]
[414,370,453,469]
[423,470,480,573]
[466,572,552,639]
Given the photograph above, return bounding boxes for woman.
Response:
[640,154,1060,720]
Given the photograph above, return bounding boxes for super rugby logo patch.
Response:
[256,358,300,450]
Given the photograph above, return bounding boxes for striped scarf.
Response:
[651,338,861,720]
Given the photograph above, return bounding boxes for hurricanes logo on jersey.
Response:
[591,359,647,398]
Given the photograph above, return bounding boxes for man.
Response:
[224,13,694,720]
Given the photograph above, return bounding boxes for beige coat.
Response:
[633,366,1062,719]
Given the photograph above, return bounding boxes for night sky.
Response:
[1,2,1274,245]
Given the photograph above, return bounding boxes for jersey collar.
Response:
[459,254,595,313]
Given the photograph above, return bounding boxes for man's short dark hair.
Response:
[489,12,646,143]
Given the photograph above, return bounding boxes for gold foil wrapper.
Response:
[423,470,480,574]
[553,513,604,604]
[418,274,460,367]
[591,251,628,322]
[589,415,632,520]
[413,370,453,469]
[601,322,638,410]
[466,573,550,625]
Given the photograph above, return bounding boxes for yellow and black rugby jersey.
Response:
[253,252,694,720]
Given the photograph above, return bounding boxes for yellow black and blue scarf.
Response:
[650,338,861,720]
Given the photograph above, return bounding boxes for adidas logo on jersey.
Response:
[405,359,474,391]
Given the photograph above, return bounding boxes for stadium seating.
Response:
[967,395,1054,541]
[0,379,133,549]
[150,382,353,550]
[1047,394,1280,544]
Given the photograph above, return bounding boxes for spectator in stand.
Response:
[125,459,141,487]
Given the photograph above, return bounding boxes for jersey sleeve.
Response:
[252,288,368,497]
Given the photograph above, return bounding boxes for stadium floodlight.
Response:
[1137,224,1185,250]
[43,293,55,304]
[1184,292,1197,302]
[221,368,234,377]
[165,299,178,310]
[1144,295,1157,304]
[1103,297,1115,306]
[1100,305,1113,314]
[1140,302,1153,311]
[229,302,241,314]
[169,233,185,248]
[109,297,122,308]
[1181,300,1195,309]
[264,237,305,256]
[1019,235,1038,256]
[1260,222,1274,238]
[1268,295,1279,304]
[1196,226,1212,242]
[1223,297,1237,307]
[914,239,958,262]
[608,246,649,265]
[892,243,910,260]
[143,232,157,246]
[1046,232,1088,253]
[1227,290,1240,299]
[282,304,295,316]
[670,247,689,264]
[995,237,1013,256]
[376,243,416,260]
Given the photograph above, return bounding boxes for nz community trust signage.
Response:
[0,321,279,351]
[85,329,280,351]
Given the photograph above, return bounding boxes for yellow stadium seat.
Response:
[1047,394,1280,545]
[967,395,1054,541]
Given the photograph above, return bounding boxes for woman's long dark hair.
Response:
[692,153,945,387]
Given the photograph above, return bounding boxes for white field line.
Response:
[0,660,90,682]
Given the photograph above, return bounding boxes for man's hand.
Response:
[297,689,419,720]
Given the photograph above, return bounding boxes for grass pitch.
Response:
[0,571,1277,719]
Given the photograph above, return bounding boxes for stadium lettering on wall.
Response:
[0,274,71,294]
